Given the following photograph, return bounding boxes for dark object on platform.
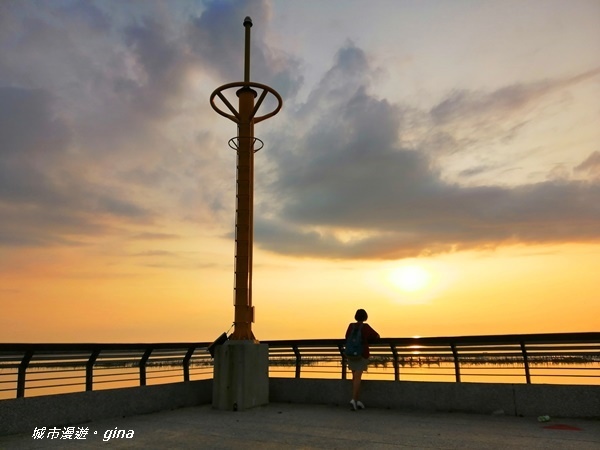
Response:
[208,333,229,358]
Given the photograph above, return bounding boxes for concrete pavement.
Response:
[1,402,599,449]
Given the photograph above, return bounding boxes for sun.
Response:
[366,260,451,305]
[389,265,430,292]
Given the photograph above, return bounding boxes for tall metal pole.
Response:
[210,17,282,341]
[244,16,251,83]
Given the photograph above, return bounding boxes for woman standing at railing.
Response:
[345,308,380,411]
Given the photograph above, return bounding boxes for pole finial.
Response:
[243,17,252,83]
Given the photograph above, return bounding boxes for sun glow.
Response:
[390,265,430,292]
[365,258,457,306]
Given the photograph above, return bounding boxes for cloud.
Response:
[0,0,306,252]
[0,85,154,248]
[59,0,111,32]
[425,68,600,163]
[1,3,597,262]
[575,151,600,179]
[187,0,303,98]
[430,68,600,127]
[0,87,68,161]
[130,232,180,241]
[251,44,600,259]
[121,17,193,120]
[0,87,70,209]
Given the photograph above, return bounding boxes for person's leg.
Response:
[352,369,362,401]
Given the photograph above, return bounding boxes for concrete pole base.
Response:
[212,341,269,411]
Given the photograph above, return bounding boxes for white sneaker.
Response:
[350,399,357,411]
[356,401,365,410]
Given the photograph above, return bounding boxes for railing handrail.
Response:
[265,331,600,347]
[1,332,598,399]
[3,331,598,350]
[264,332,600,383]
[0,342,212,351]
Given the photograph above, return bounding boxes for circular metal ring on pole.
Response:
[228,136,264,153]
[210,81,283,124]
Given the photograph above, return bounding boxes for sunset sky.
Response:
[1,0,599,343]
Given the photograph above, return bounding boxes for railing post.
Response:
[338,343,347,380]
[390,343,400,381]
[86,349,100,391]
[451,343,461,382]
[183,346,196,382]
[520,341,531,384]
[17,350,33,398]
[139,348,153,386]
[292,344,301,378]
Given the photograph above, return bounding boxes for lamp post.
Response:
[209,16,282,412]
[210,17,282,341]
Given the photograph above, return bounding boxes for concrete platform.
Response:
[1,402,598,449]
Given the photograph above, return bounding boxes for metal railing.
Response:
[0,343,214,400]
[1,333,598,399]
[265,333,600,384]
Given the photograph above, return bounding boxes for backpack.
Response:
[344,323,363,359]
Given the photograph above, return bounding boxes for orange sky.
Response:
[1,1,599,343]
[2,241,598,342]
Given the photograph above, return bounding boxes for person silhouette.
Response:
[345,308,380,411]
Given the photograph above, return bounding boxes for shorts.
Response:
[347,357,369,372]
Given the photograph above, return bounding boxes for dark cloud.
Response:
[425,68,600,165]
[431,68,600,127]
[188,0,261,79]
[296,44,370,119]
[187,0,303,98]
[0,86,155,248]
[0,1,307,251]
[0,87,71,207]
[59,0,111,32]
[0,87,68,161]
[252,45,600,259]
[121,17,192,119]
[431,84,545,126]
[0,204,106,248]
[458,165,494,178]
[575,151,600,178]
